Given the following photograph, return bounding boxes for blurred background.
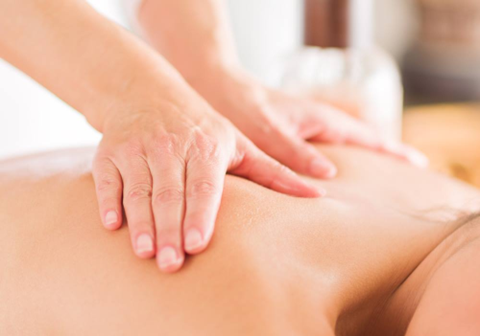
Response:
[1,0,479,185]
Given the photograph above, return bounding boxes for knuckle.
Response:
[125,183,153,202]
[190,131,220,160]
[259,119,278,136]
[153,187,184,205]
[129,221,153,231]
[96,175,121,193]
[185,210,213,228]
[154,133,180,154]
[124,139,144,156]
[188,180,218,199]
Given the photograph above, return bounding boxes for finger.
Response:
[309,112,382,150]
[150,151,186,273]
[230,137,324,198]
[380,141,430,168]
[92,154,123,231]
[311,107,429,167]
[183,153,226,255]
[299,101,381,149]
[310,111,429,167]
[258,126,337,179]
[121,155,156,260]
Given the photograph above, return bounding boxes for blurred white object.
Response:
[121,0,143,34]
[226,0,303,85]
[349,0,374,49]
[279,47,403,141]
[0,0,129,160]
[122,0,142,17]
[0,59,101,159]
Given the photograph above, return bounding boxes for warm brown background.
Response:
[403,104,480,187]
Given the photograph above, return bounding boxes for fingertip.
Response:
[104,210,122,230]
[317,187,328,198]
[310,157,337,179]
[184,228,208,255]
[305,185,327,198]
[272,176,325,198]
[157,246,184,273]
[383,142,430,168]
[405,148,430,168]
[134,233,155,259]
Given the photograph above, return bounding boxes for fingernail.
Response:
[158,246,181,270]
[317,188,327,197]
[390,142,430,168]
[383,140,403,154]
[406,149,429,168]
[310,158,337,178]
[136,233,154,256]
[104,211,118,228]
[185,228,204,252]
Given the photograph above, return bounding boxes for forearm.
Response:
[0,0,188,131]
[139,0,240,83]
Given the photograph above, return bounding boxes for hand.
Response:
[92,89,320,273]
[188,67,428,178]
[0,0,320,274]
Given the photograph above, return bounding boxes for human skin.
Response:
[0,0,323,272]
[137,0,428,172]
[1,145,479,335]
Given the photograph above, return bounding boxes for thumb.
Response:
[229,136,324,198]
[256,126,337,179]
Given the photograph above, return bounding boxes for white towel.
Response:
[122,0,143,35]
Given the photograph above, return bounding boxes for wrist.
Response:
[90,71,196,134]
[137,0,242,88]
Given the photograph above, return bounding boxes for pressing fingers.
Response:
[183,154,226,255]
[309,111,381,149]
[92,154,123,231]
[380,141,429,168]
[121,156,156,260]
[309,110,429,167]
[331,116,429,167]
[150,150,186,273]
[231,138,324,198]
[257,124,337,179]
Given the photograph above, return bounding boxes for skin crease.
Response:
[0,0,327,273]
[1,145,480,335]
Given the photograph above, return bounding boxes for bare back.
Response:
[1,146,479,335]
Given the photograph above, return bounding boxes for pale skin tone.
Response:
[0,0,425,273]
[134,0,427,267]
[0,145,478,335]
[137,0,429,172]
[0,0,319,272]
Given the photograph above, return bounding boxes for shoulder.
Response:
[406,225,480,336]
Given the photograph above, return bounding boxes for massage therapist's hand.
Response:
[0,0,319,273]
[186,67,429,178]
[93,93,321,273]
[137,0,429,180]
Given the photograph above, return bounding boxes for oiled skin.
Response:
[0,145,479,335]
